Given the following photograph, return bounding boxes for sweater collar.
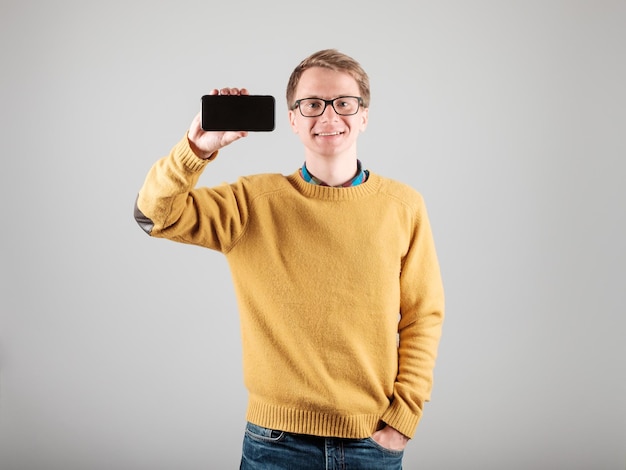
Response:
[299,160,369,188]
[288,170,380,200]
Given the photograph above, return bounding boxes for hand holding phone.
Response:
[188,88,263,159]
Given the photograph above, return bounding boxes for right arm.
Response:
[133,87,251,250]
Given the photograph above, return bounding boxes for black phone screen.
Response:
[201,95,275,132]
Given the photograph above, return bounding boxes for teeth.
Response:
[317,132,341,136]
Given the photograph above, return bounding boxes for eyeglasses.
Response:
[292,96,363,117]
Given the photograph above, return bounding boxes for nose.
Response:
[320,102,339,121]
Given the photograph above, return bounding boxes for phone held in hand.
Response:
[201,94,275,132]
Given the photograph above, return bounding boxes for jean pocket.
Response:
[364,437,405,457]
[245,422,286,443]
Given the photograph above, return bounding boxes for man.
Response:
[134,49,444,469]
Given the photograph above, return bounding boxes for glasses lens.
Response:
[299,99,325,117]
[332,97,360,115]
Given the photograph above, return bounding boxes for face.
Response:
[288,67,368,161]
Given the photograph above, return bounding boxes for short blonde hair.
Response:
[286,49,370,109]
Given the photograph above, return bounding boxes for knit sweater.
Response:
[134,136,445,439]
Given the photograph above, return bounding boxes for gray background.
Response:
[1,0,624,469]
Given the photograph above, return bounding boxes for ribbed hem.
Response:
[246,397,382,439]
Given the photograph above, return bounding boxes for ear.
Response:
[359,107,369,132]
[288,110,299,134]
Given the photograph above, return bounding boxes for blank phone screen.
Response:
[201,95,275,132]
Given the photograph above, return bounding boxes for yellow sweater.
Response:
[135,137,445,439]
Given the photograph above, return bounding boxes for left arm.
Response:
[380,196,445,439]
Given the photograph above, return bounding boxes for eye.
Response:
[305,100,323,109]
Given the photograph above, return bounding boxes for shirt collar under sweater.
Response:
[288,170,381,201]
[299,160,369,187]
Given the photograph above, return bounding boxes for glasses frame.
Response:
[291,96,364,117]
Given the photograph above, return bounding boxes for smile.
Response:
[315,131,343,136]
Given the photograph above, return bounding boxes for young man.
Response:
[134,49,444,469]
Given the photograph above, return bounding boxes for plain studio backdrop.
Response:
[1,1,624,469]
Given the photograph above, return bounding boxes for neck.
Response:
[304,154,358,187]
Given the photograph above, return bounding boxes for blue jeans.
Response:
[240,422,404,470]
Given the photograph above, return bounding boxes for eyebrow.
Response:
[298,95,355,100]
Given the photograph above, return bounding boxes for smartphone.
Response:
[201,94,275,132]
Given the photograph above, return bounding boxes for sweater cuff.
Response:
[381,399,422,439]
[174,135,218,172]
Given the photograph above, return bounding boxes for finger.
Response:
[218,87,249,96]
[187,113,204,139]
